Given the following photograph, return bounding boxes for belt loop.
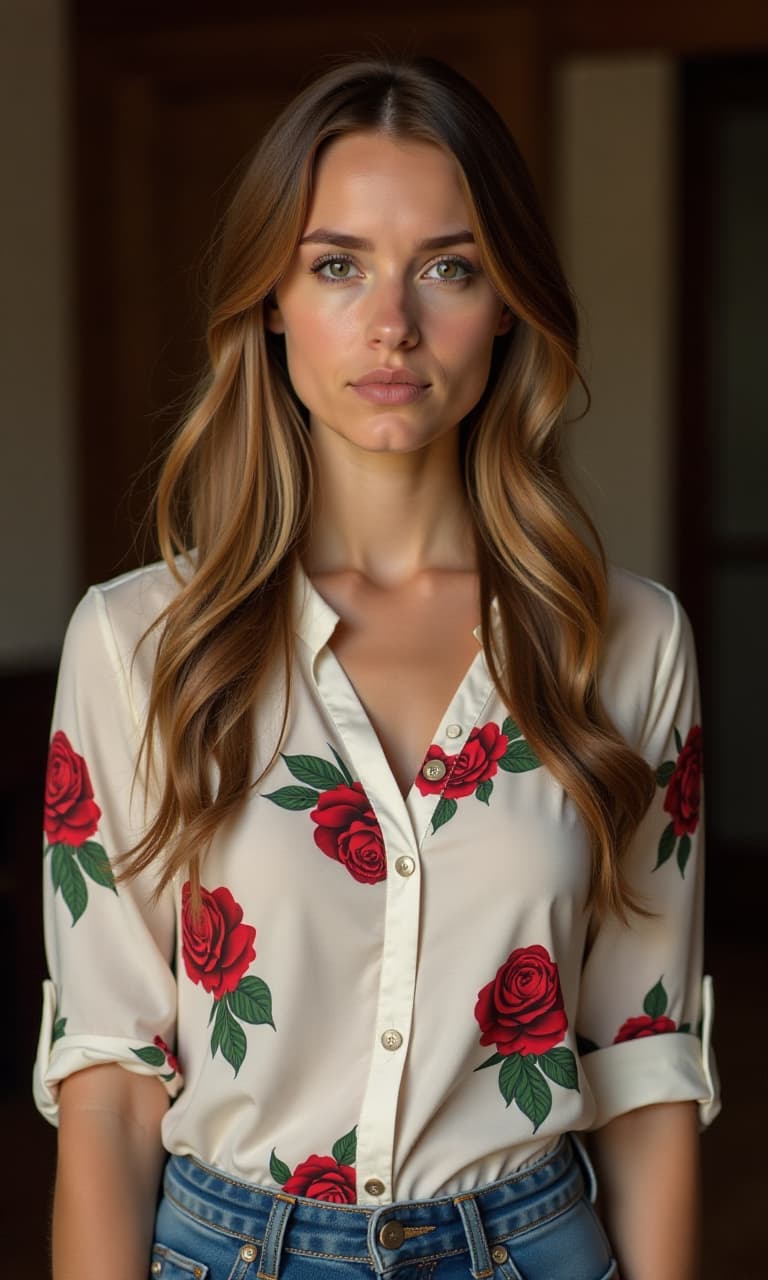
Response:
[257,1191,296,1280]
[453,1193,494,1279]
[569,1131,599,1204]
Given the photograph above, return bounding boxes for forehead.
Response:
[305,131,470,232]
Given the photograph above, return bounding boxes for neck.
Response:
[303,418,476,588]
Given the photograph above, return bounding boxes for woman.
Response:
[34,54,719,1280]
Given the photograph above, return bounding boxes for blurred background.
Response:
[1,0,766,1273]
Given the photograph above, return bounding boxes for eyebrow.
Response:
[298,229,476,252]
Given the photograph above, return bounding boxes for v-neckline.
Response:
[312,630,497,854]
[321,638,487,807]
[294,562,501,850]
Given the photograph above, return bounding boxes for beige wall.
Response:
[0,0,76,665]
[553,55,677,586]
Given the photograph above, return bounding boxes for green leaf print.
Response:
[430,796,457,832]
[643,978,668,1019]
[537,1047,580,1092]
[514,1058,552,1133]
[210,999,227,1059]
[262,785,320,810]
[270,1148,291,1185]
[52,1016,67,1043]
[228,976,275,1029]
[51,844,88,925]
[656,760,675,786]
[677,835,692,877]
[501,716,522,741]
[130,1045,166,1067]
[328,745,354,786]
[653,822,676,870]
[474,1051,505,1072]
[76,840,117,892]
[331,1125,357,1166]
[674,726,684,754]
[498,739,540,773]
[280,752,348,791]
[498,1053,524,1106]
[475,779,493,805]
[212,1001,246,1076]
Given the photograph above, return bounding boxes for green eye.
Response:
[428,257,474,281]
[310,254,359,282]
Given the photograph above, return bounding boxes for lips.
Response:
[352,368,428,386]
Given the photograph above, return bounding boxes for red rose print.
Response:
[44,730,102,846]
[414,744,454,796]
[283,1155,356,1203]
[153,1034,181,1074]
[613,1014,677,1043]
[310,782,386,884]
[475,943,568,1056]
[415,722,509,799]
[181,882,256,999]
[663,725,703,837]
[445,723,509,798]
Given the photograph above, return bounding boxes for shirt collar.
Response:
[291,559,500,664]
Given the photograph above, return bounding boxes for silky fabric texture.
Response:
[33,557,720,1205]
[150,1135,618,1280]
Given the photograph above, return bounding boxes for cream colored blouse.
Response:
[33,557,720,1206]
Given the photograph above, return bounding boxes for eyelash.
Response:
[309,252,476,285]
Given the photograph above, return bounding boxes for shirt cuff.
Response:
[32,979,184,1127]
[581,974,721,1131]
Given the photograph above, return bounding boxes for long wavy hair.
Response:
[122,53,655,922]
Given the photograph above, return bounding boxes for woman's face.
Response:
[265,130,513,453]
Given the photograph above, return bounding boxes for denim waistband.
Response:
[162,1133,596,1279]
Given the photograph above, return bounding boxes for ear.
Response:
[495,305,516,337]
[263,291,285,334]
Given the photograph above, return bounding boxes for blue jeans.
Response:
[151,1134,618,1280]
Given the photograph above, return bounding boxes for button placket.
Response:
[406,653,498,850]
[300,577,501,1206]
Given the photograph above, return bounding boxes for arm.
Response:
[574,585,720,1277]
[32,585,183,1273]
[588,1100,700,1280]
[53,1065,169,1280]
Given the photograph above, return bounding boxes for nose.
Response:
[364,277,420,350]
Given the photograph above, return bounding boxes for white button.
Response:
[381,1028,403,1051]
[421,758,446,782]
[364,1177,386,1195]
[395,855,415,877]
[446,723,462,738]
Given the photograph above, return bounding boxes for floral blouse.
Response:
[33,557,720,1206]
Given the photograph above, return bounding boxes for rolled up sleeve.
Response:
[32,586,182,1126]
[576,590,721,1132]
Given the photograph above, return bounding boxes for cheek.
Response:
[282,306,357,402]
[432,304,498,377]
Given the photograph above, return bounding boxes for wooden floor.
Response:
[2,940,763,1277]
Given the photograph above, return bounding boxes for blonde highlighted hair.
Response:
[122,54,655,921]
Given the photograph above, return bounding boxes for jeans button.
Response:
[379,1219,405,1249]
[491,1244,509,1263]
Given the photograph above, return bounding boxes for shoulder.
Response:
[603,563,683,665]
[599,563,696,749]
[62,556,190,675]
